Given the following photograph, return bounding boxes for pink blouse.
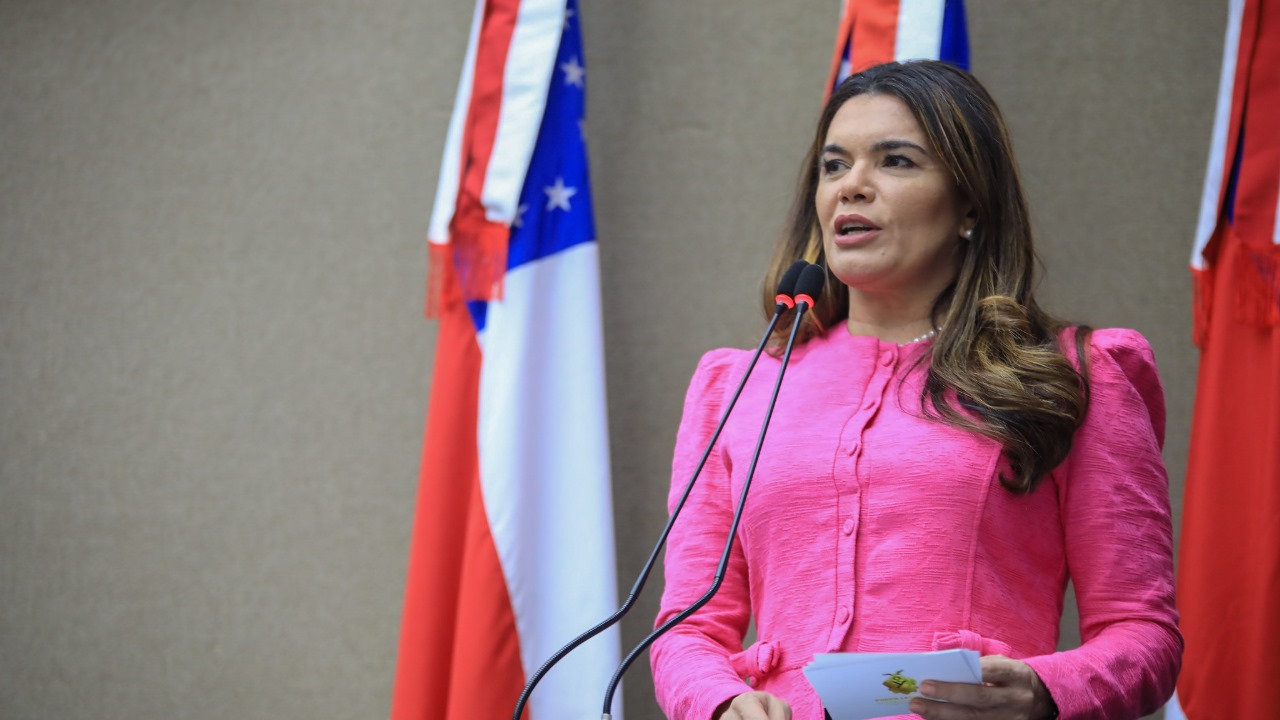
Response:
[650,327,1181,720]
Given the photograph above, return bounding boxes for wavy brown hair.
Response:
[762,60,1089,493]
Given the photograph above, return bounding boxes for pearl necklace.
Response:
[900,328,938,346]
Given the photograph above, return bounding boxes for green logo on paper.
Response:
[882,670,918,695]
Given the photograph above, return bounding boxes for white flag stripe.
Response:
[1272,173,1280,245]
[1191,0,1246,269]
[482,0,569,225]
[427,0,485,245]
[895,0,946,62]
[476,241,622,720]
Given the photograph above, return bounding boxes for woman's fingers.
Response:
[906,656,1052,720]
[978,655,1031,686]
[719,691,793,720]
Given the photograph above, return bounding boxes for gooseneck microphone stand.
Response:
[509,260,810,720]
[599,264,827,720]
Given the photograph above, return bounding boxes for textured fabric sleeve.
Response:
[650,349,756,720]
[1023,329,1182,719]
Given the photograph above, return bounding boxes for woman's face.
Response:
[815,93,971,303]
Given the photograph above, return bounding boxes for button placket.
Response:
[828,349,895,650]
[829,491,858,649]
[863,357,893,416]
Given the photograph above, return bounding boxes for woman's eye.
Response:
[883,154,916,168]
[820,158,845,175]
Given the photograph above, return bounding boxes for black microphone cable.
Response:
[599,263,827,720]
[509,259,811,720]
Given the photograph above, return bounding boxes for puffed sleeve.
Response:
[1022,329,1182,719]
[650,349,756,720]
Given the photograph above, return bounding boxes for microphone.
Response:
[773,260,806,311]
[509,260,811,720]
[600,263,827,719]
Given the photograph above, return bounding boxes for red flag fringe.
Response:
[425,220,509,319]
[1236,242,1280,325]
[1192,232,1280,347]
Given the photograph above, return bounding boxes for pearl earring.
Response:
[962,227,974,240]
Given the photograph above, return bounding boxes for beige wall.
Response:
[0,2,1221,719]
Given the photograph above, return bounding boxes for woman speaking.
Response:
[649,61,1181,720]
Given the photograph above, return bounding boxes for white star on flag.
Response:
[512,203,529,229]
[544,177,577,211]
[561,56,585,88]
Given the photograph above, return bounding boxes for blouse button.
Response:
[848,441,861,456]
[837,606,851,624]
[862,399,877,411]
[842,519,855,535]
[879,351,895,367]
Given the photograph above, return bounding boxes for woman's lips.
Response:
[832,213,881,247]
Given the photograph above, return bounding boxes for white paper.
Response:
[802,649,983,720]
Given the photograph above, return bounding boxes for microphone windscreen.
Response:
[795,264,826,304]
[776,260,808,297]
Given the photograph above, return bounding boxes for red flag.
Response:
[826,0,970,92]
[393,1,621,719]
[392,268,525,719]
[1173,0,1280,717]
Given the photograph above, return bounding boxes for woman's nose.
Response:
[839,162,873,202]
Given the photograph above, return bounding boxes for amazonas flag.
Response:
[391,1,621,719]
[1170,0,1280,718]
[828,0,969,91]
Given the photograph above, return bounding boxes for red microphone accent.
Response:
[775,294,796,309]
[794,293,815,309]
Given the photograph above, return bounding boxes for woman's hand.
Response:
[712,691,793,720]
[907,655,1057,720]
